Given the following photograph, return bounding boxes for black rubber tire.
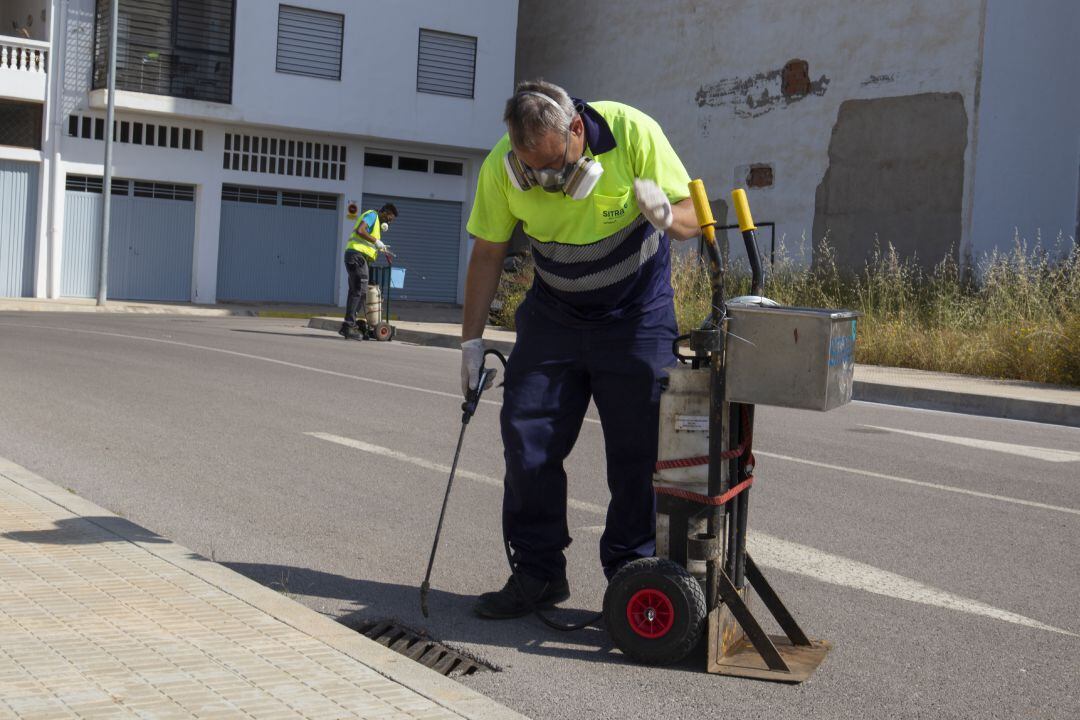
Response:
[374,322,393,342]
[604,557,706,666]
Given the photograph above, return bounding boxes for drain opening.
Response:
[349,619,496,676]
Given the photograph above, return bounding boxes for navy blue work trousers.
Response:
[500,300,678,582]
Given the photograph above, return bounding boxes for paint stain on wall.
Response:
[696,59,829,118]
[861,74,897,87]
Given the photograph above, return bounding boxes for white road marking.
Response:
[309,431,1076,637]
[756,451,1080,517]
[747,534,1075,637]
[305,432,601,514]
[862,425,1080,463]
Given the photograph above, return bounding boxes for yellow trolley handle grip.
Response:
[689,179,717,250]
[732,188,757,233]
[689,179,715,229]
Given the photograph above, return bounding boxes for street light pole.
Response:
[96,0,118,306]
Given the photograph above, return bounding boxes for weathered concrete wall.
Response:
[516,0,986,267]
[969,0,1080,259]
[813,93,967,269]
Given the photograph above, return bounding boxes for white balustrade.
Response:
[0,37,50,74]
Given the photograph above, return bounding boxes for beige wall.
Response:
[516,0,987,268]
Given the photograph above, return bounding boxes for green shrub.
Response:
[491,255,534,331]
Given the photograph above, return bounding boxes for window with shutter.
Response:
[276,5,344,81]
[416,29,476,99]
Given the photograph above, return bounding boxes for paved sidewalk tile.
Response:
[0,461,520,720]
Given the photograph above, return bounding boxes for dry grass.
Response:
[672,236,1080,386]
[493,236,1080,387]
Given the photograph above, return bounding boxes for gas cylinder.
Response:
[654,364,713,582]
[365,285,382,327]
[654,365,711,491]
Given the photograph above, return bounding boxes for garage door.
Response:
[61,176,195,300]
[217,184,338,304]
[0,159,38,297]
[362,194,461,303]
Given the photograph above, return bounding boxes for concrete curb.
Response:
[307,317,1080,428]
[0,456,528,720]
[853,382,1080,428]
[308,316,517,355]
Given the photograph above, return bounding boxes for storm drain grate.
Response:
[352,620,495,676]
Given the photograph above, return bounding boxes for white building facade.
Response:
[0,0,518,304]
[516,0,1080,270]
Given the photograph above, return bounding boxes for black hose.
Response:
[503,536,602,632]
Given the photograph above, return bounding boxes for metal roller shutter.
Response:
[217,184,339,304]
[276,5,344,81]
[416,29,476,98]
[362,194,461,303]
[0,160,38,297]
[61,176,195,300]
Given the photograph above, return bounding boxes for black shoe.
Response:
[338,323,361,340]
[473,573,570,619]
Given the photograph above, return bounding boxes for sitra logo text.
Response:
[602,205,627,219]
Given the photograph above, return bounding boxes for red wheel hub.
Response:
[626,588,675,639]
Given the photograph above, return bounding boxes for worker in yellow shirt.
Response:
[340,204,397,340]
[460,80,698,618]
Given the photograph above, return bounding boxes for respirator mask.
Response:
[503,92,604,201]
[380,222,389,232]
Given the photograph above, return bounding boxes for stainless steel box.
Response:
[724,305,859,411]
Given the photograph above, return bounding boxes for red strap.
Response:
[654,441,747,471]
[654,476,754,506]
[653,406,756,505]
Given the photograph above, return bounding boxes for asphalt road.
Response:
[1,313,1077,720]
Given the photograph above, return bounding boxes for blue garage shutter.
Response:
[61,176,194,300]
[217,184,339,304]
[362,194,461,303]
[0,160,38,297]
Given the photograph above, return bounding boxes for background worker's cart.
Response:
[366,265,406,342]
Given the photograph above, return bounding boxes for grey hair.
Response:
[503,80,576,151]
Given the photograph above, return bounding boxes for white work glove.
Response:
[634,178,673,230]
[460,338,496,397]
[374,239,388,252]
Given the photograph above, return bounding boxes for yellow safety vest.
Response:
[347,209,382,260]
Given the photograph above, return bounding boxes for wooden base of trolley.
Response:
[705,553,831,683]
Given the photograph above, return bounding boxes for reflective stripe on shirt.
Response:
[534,225,661,293]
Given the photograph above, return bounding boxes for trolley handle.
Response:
[732,189,764,296]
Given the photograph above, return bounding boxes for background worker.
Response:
[460,80,700,618]
[340,204,398,340]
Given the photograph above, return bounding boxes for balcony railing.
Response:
[0,36,49,103]
[0,37,49,74]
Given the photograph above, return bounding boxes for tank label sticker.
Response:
[675,415,710,431]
